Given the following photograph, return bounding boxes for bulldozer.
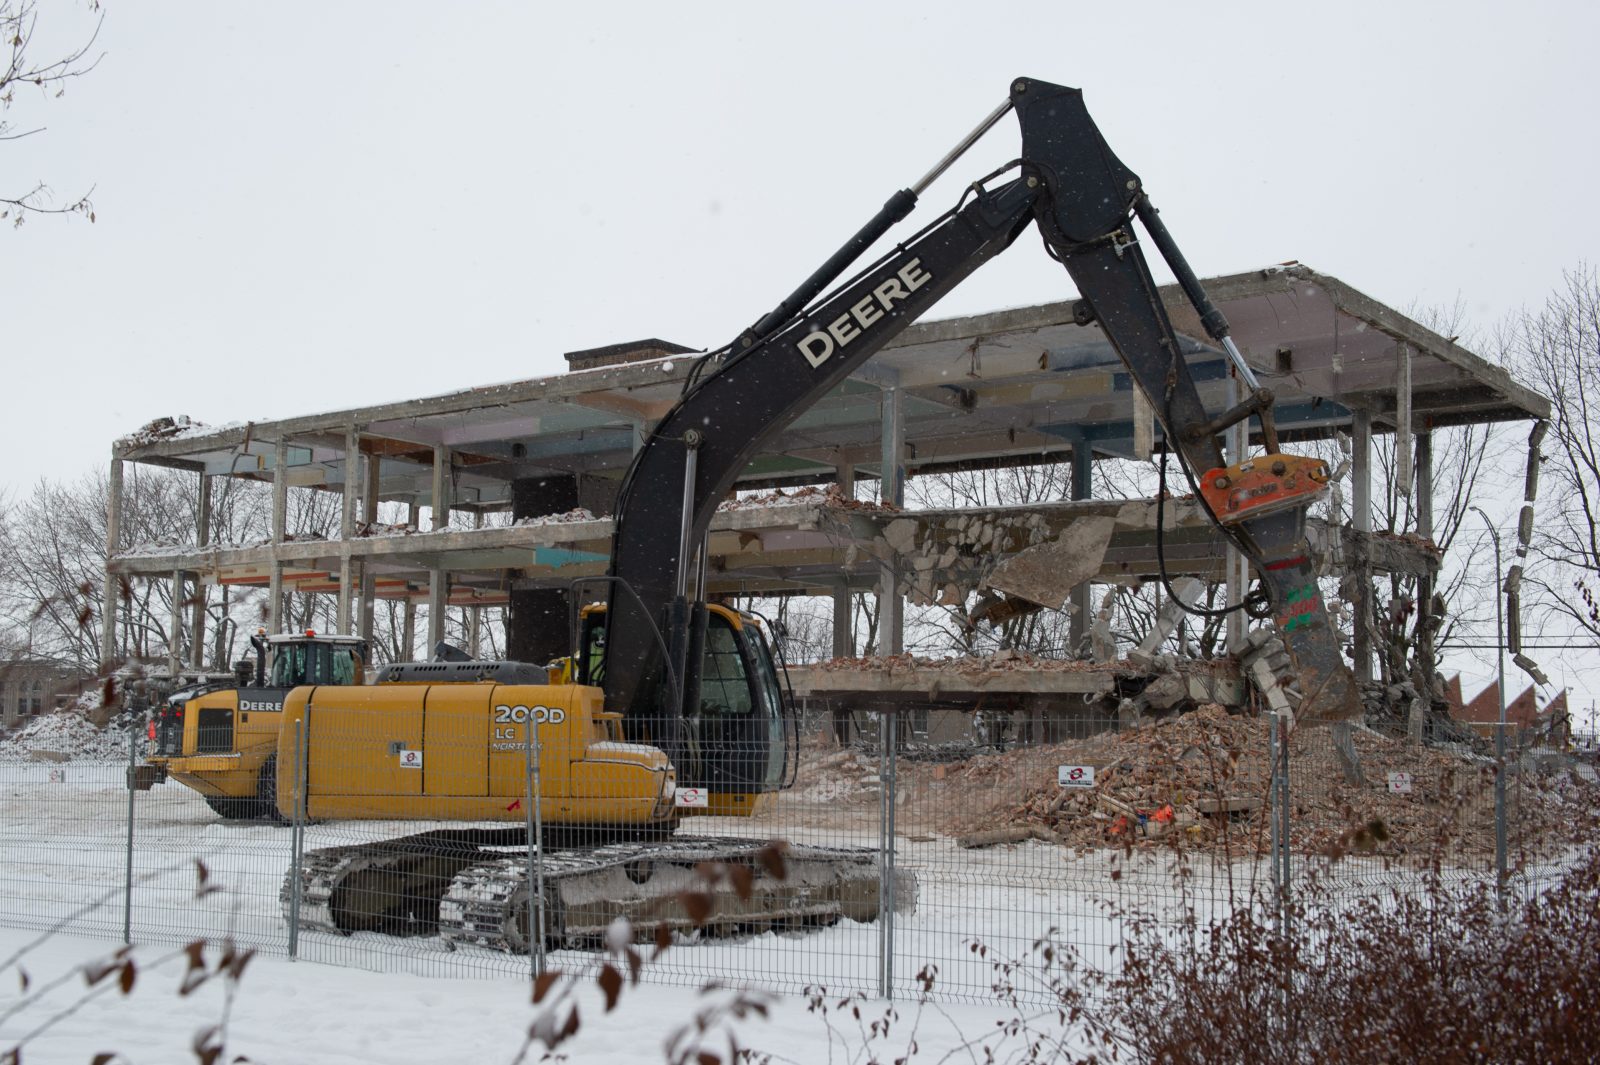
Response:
[132,629,368,819]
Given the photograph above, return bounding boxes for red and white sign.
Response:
[1058,764,1096,788]
[1386,771,1413,794]
[674,787,709,808]
[398,749,424,769]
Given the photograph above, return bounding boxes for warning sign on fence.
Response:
[674,787,709,808]
[1057,764,1096,788]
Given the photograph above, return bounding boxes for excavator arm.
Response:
[602,77,1360,759]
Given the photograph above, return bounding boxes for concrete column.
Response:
[833,464,856,659]
[1415,431,1434,539]
[337,425,359,634]
[431,444,451,530]
[189,474,212,669]
[832,582,855,659]
[269,438,289,635]
[1225,378,1250,650]
[400,502,420,661]
[428,568,447,654]
[99,457,124,666]
[168,570,184,678]
[1351,410,1374,682]
[880,389,905,508]
[1411,430,1437,741]
[1395,343,1413,497]
[467,512,484,657]
[878,391,905,657]
[1068,441,1094,656]
[508,476,580,665]
[402,594,417,663]
[359,452,380,647]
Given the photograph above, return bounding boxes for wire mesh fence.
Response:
[0,701,1590,1008]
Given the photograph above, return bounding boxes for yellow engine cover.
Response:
[274,682,674,825]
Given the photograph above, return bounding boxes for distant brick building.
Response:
[0,657,80,731]
[1449,676,1569,744]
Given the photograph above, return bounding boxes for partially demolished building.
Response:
[102,265,1546,733]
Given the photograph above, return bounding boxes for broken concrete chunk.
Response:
[987,515,1115,608]
[882,518,919,554]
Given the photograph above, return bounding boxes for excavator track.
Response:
[281,830,501,939]
[438,837,912,953]
[281,834,913,952]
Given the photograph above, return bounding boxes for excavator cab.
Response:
[577,603,792,807]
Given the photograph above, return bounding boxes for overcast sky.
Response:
[5,2,1598,711]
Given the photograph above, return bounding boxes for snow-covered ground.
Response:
[1,762,1214,998]
[0,764,1126,1063]
[1,728,1585,1063]
[1,924,1068,1065]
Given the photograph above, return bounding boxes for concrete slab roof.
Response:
[112,263,1546,517]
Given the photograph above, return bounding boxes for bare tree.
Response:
[1,0,102,226]
[1518,266,1600,648]
[0,466,193,672]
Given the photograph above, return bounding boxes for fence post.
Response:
[288,714,308,959]
[1494,722,1507,910]
[524,710,547,977]
[1269,713,1291,941]
[123,722,137,944]
[878,710,897,1001]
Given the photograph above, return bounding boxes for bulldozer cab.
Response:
[263,632,367,687]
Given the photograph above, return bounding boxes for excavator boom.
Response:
[604,77,1360,732]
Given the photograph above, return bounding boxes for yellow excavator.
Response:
[273,604,897,952]
[154,77,1363,954]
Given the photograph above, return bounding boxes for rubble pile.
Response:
[788,746,881,805]
[721,483,893,513]
[1357,679,1483,746]
[0,709,145,763]
[923,705,1592,861]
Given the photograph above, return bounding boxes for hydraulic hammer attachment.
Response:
[1012,76,1361,724]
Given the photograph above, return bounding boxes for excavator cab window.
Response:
[578,612,606,688]
[691,610,786,793]
[698,623,754,717]
[742,621,790,788]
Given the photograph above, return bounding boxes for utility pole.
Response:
[1469,505,1508,907]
